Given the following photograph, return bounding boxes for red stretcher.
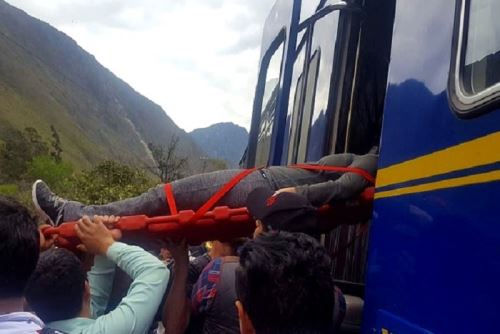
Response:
[42,188,374,249]
[42,165,375,249]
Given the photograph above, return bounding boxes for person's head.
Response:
[0,196,40,299]
[209,237,247,258]
[235,231,335,334]
[25,248,88,322]
[246,188,317,238]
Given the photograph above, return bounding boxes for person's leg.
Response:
[172,169,272,211]
[33,169,272,225]
[64,184,168,221]
[33,180,169,225]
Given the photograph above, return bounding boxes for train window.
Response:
[255,40,285,166]
[449,0,500,116]
[285,44,306,164]
[300,0,320,23]
[285,9,342,163]
[464,0,500,93]
[306,11,340,161]
[297,49,321,162]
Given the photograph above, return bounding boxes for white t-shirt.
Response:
[0,312,44,333]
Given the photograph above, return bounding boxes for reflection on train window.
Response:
[462,0,500,94]
[297,49,320,163]
[255,41,284,167]
[306,11,340,161]
[300,0,320,24]
[285,10,341,163]
[285,40,306,164]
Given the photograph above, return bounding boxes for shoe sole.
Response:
[32,180,55,226]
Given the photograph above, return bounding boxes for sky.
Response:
[8,0,274,132]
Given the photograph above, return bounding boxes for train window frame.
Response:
[448,0,500,117]
[252,30,287,167]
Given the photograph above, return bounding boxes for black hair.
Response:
[25,248,86,322]
[236,231,335,334]
[0,196,40,298]
[227,237,248,255]
[261,211,318,237]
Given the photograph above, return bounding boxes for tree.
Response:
[70,160,155,204]
[26,156,73,192]
[207,158,228,171]
[50,125,63,163]
[146,135,188,183]
[0,128,32,181]
[24,127,49,157]
[200,157,228,173]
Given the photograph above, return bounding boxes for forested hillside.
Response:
[0,0,205,171]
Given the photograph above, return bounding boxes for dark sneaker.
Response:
[32,180,67,226]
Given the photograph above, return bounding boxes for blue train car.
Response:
[245,0,500,332]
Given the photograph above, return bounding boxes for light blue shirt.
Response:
[0,312,43,333]
[46,242,169,334]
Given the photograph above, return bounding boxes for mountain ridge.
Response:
[189,122,248,168]
[0,0,206,172]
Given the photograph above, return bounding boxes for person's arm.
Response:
[75,216,169,334]
[274,153,356,196]
[87,253,117,318]
[162,239,190,334]
[74,216,120,318]
[90,243,169,333]
[295,154,378,206]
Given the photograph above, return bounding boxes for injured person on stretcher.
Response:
[32,152,377,226]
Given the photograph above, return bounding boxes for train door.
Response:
[363,0,500,332]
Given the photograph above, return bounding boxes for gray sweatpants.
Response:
[60,153,377,222]
[61,169,272,222]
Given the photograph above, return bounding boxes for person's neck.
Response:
[78,302,91,319]
[0,297,25,315]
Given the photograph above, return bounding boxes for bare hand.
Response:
[39,224,57,251]
[274,187,297,195]
[160,248,173,262]
[75,215,120,255]
[164,238,188,267]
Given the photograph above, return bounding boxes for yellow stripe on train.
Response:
[376,132,500,189]
[375,170,500,199]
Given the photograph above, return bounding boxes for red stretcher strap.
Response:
[190,167,258,222]
[292,164,375,185]
[164,183,178,215]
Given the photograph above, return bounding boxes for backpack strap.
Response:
[291,163,375,185]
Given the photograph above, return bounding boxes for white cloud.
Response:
[8,0,274,131]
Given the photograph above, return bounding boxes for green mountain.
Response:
[0,0,206,172]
